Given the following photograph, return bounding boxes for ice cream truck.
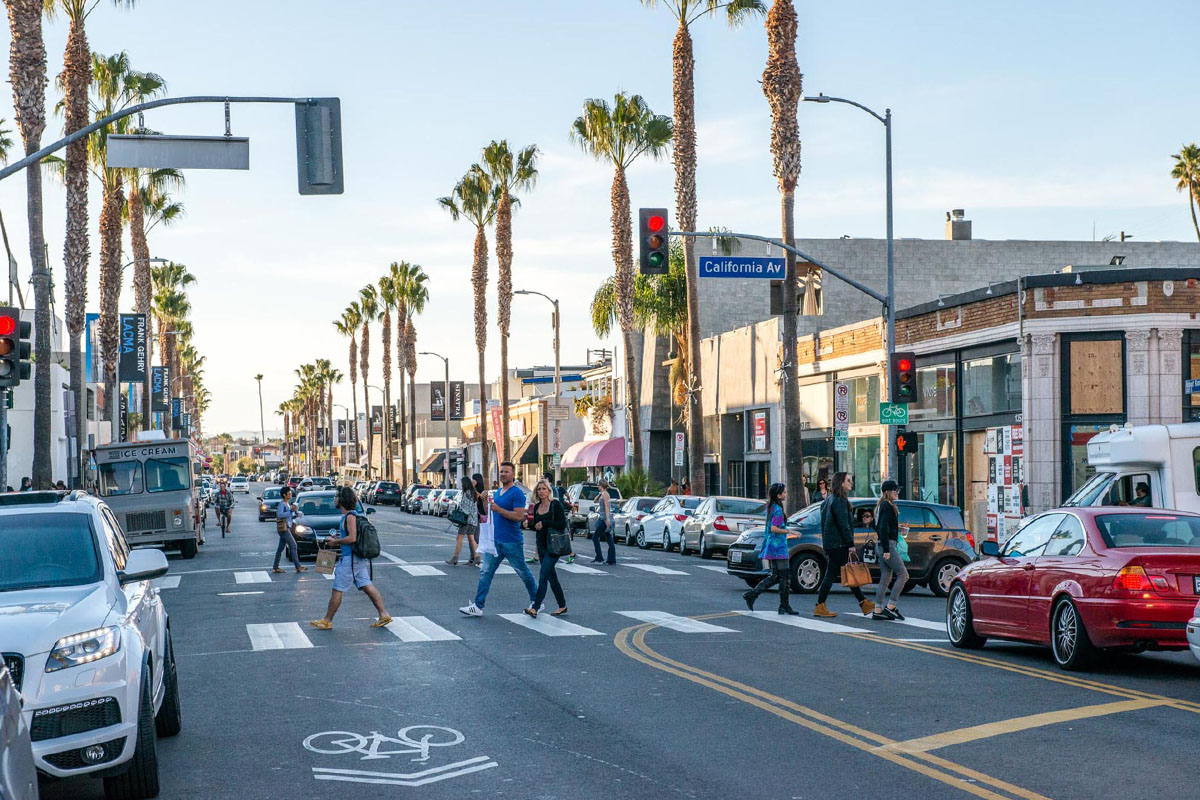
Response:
[1064,423,1200,513]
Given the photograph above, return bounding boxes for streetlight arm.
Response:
[802,93,887,125]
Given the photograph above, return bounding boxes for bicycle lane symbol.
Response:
[303,725,498,787]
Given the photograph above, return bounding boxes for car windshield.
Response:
[1095,514,1200,547]
[312,478,332,486]
[635,498,657,511]
[789,503,824,525]
[263,489,282,500]
[416,489,430,497]
[98,460,143,497]
[579,486,601,501]
[1064,472,1113,507]
[297,496,339,516]
[716,499,767,515]
[0,513,101,592]
[147,457,191,493]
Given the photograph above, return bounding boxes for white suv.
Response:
[0,491,181,799]
[229,476,250,494]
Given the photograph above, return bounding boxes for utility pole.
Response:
[420,352,451,489]
[254,374,266,445]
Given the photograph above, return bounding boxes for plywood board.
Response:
[1069,339,1123,415]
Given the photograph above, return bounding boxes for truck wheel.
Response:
[102,669,160,800]
[179,538,197,560]
[155,630,182,737]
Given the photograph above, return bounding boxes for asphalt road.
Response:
[39,483,1200,799]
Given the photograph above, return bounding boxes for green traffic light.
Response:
[648,252,665,268]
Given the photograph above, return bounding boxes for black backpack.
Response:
[351,513,381,559]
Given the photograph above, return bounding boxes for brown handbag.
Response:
[276,517,288,534]
[840,549,871,588]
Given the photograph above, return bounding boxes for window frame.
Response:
[97,459,144,498]
[1044,514,1087,557]
[1002,512,1065,558]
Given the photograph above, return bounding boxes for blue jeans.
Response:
[593,519,615,564]
[532,552,566,609]
[474,541,537,609]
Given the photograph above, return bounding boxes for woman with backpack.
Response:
[814,471,875,618]
[741,482,798,615]
[446,476,480,566]
[309,486,391,630]
[525,479,570,618]
[871,479,909,621]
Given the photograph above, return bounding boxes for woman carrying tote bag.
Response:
[446,477,480,566]
[525,479,570,618]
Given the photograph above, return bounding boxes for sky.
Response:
[1,0,1198,435]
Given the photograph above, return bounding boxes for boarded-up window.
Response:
[1069,339,1123,414]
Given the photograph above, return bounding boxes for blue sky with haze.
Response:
[1,0,1196,434]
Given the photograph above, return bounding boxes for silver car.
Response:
[680,496,768,559]
[1,661,38,800]
[613,497,661,543]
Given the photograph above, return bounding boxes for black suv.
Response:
[725,497,976,597]
[373,481,403,506]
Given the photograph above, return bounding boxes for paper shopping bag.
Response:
[315,547,338,575]
[476,502,498,557]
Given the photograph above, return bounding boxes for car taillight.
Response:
[1113,565,1153,592]
[713,516,730,532]
[635,514,645,520]
[965,532,975,548]
[674,514,687,522]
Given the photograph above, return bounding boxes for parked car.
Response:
[0,490,181,796]
[1188,600,1200,667]
[726,497,976,597]
[286,475,302,491]
[634,495,705,550]
[1,661,38,800]
[566,482,624,531]
[406,487,433,513]
[373,481,403,506]
[437,489,462,516]
[948,507,1200,670]
[258,486,284,521]
[612,497,660,543]
[229,475,250,494]
[291,490,376,557]
[421,489,445,515]
[309,476,333,491]
[681,496,768,558]
[353,481,369,498]
[362,481,380,503]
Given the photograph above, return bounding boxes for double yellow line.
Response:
[615,617,1052,800]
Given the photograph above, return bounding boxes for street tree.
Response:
[1171,144,1200,242]
[378,271,398,479]
[358,284,379,477]
[570,92,673,470]
[151,261,195,433]
[639,0,765,495]
[392,261,428,485]
[333,302,362,465]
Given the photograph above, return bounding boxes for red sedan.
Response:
[947,507,1200,670]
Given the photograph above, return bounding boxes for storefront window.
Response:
[843,436,881,497]
[1186,333,1200,421]
[905,431,956,506]
[801,437,834,500]
[909,363,956,422]
[962,353,1021,416]
[846,376,880,424]
[1066,423,1109,497]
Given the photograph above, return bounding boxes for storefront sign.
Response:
[1186,378,1200,395]
[879,402,908,426]
[117,313,148,383]
[834,382,850,452]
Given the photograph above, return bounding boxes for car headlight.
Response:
[46,626,121,672]
[260,504,268,512]
[294,524,312,535]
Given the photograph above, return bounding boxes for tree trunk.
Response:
[348,335,359,464]
[360,322,372,478]
[611,167,643,469]
[129,187,153,431]
[98,183,125,439]
[1189,186,1199,243]
[63,14,91,483]
[496,186,512,463]
[396,317,408,484]
[408,368,416,482]
[471,223,490,481]
[381,308,392,479]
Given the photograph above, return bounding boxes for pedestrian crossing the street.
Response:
[234,571,272,584]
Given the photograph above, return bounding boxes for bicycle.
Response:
[303,726,465,762]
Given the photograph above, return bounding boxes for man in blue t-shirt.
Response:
[460,461,537,617]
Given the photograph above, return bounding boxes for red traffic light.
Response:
[647,214,665,233]
[0,316,13,336]
[897,358,912,372]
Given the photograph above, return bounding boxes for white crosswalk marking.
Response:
[400,565,446,576]
[891,615,945,632]
[615,611,737,633]
[624,563,689,576]
[246,622,313,650]
[558,563,607,575]
[736,610,877,635]
[235,571,271,584]
[320,571,334,580]
[153,575,181,589]
[694,565,727,573]
[498,613,603,637]
[385,616,462,642]
[378,552,406,564]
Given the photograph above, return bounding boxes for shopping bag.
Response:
[477,503,498,557]
[314,546,338,575]
[840,550,871,588]
[548,530,572,558]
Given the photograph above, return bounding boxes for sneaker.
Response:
[872,608,896,621]
[459,604,483,617]
[887,606,905,621]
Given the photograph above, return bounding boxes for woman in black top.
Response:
[525,479,568,618]
[814,471,875,618]
[871,480,908,620]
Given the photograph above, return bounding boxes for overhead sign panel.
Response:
[699,256,786,279]
[106,134,250,170]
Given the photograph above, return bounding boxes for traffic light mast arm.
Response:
[0,95,324,183]
[669,229,888,305]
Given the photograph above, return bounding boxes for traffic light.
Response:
[896,428,918,454]
[0,307,31,389]
[295,98,344,195]
[890,351,916,403]
[638,208,669,275]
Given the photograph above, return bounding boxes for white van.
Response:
[1065,423,1200,513]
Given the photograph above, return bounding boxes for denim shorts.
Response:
[332,555,372,592]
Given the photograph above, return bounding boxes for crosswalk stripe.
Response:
[320,571,334,580]
[893,616,945,632]
[736,610,877,635]
[694,565,727,573]
[379,552,406,565]
[235,571,271,584]
[616,611,737,633]
[154,576,181,589]
[624,563,689,576]
[399,565,446,577]
[558,563,607,575]
[246,622,313,650]
[385,616,461,642]
[498,613,603,637]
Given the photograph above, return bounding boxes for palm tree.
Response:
[762,0,806,505]
[276,401,293,472]
[5,0,51,485]
[333,302,362,465]
[394,262,429,484]
[378,271,399,479]
[481,141,539,461]
[404,316,418,478]
[571,92,673,470]
[440,167,499,479]
[151,261,195,434]
[640,0,764,494]
[358,284,379,478]
[1171,144,1200,242]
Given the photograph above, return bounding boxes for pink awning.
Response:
[562,438,626,469]
[560,440,592,469]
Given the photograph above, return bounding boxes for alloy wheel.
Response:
[935,561,962,596]
[1054,602,1077,663]
[948,587,968,642]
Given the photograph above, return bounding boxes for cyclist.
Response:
[214,479,235,535]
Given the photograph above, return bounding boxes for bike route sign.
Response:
[880,402,909,426]
[303,725,497,787]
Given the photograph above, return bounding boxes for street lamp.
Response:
[367,384,387,480]
[418,352,451,490]
[254,374,266,445]
[802,91,897,482]
[514,289,562,483]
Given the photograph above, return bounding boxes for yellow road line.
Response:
[616,620,1053,800]
[882,698,1165,754]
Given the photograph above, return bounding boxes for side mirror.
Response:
[366,507,376,515]
[979,540,1000,558]
[119,549,170,585]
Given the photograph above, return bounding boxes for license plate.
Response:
[730,550,743,564]
[1193,576,1200,594]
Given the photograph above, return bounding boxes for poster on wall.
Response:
[985,423,1024,543]
[751,410,768,452]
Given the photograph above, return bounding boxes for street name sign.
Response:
[547,404,570,420]
[107,135,250,170]
[880,402,909,426]
[698,256,786,279]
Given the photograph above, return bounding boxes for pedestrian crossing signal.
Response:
[638,208,669,275]
[896,429,918,454]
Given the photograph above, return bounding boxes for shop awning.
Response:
[419,452,445,473]
[561,438,626,469]
[512,433,539,466]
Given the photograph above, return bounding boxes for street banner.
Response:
[151,366,169,412]
[698,256,786,279]
[180,412,190,436]
[490,404,504,459]
[370,406,383,434]
[117,313,148,383]
[834,381,850,452]
[171,397,182,428]
[118,392,128,442]
[84,313,102,383]
[334,418,348,446]
[450,380,465,420]
[431,383,446,421]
